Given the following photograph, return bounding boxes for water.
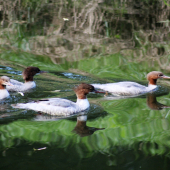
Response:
[1,0,170,169]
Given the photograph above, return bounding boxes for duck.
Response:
[12,83,105,116]
[0,76,13,99]
[92,71,170,96]
[7,66,46,92]
[72,115,105,137]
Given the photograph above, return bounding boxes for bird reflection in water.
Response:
[72,114,105,137]
[34,112,105,137]
[147,93,170,110]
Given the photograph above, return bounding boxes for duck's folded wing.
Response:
[7,79,24,91]
[10,79,24,86]
[7,80,36,92]
[12,98,79,116]
[36,98,76,108]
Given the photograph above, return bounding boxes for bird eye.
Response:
[159,74,163,77]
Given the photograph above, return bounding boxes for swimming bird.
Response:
[0,76,13,99]
[12,83,104,116]
[92,71,170,96]
[7,66,46,92]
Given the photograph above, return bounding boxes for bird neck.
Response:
[148,78,157,86]
[76,92,87,99]
[25,78,34,83]
[0,84,5,89]
[23,74,34,83]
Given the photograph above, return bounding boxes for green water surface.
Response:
[1,51,170,170]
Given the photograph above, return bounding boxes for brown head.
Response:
[0,76,13,89]
[22,67,44,82]
[147,71,170,85]
[74,83,104,99]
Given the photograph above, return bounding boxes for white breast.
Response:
[0,89,10,99]
[76,99,90,110]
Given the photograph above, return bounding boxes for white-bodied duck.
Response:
[12,83,104,116]
[7,66,46,92]
[0,76,13,99]
[92,71,170,96]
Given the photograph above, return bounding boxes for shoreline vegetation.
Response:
[0,0,170,66]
